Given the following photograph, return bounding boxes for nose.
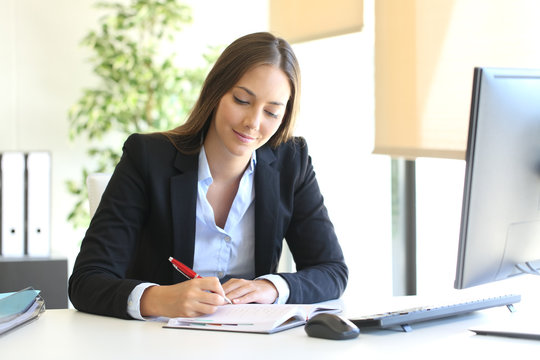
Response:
[244,109,261,131]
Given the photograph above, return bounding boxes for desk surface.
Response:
[2,299,539,360]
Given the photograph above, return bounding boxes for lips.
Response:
[233,129,256,143]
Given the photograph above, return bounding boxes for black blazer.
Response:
[69,133,348,319]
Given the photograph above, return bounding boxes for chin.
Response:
[222,142,254,158]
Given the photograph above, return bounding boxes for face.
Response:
[206,64,291,160]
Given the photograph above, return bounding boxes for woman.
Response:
[68,32,348,320]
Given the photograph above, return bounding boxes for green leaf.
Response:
[66,0,217,228]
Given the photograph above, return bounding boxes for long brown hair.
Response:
[163,32,301,154]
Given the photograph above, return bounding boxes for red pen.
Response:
[168,257,202,279]
[168,257,232,304]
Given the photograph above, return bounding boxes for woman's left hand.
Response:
[222,279,278,304]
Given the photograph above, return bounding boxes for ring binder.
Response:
[1,152,26,257]
[26,152,51,256]
[0,151,51,257]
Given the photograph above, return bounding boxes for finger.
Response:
[228,282,262,303]
[154,283,222,318]
[222,278,247,293]
[193,277,228,297]
[231,280,278,305]
[231,288,268,304]
[223,280,254,300]
[184,302,220,317]
[191,278,229,305]
[197,289,225,304]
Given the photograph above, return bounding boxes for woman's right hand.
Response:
[139,277,228,318]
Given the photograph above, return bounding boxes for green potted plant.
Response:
[67,0,216,227]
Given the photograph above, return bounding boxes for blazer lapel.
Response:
[254,146,280,276]
[170,150,198,279]
[168,146,281,279]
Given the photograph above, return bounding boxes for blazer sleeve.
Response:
[68,133,156,319]
[274,138,349,304]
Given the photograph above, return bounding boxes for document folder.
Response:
[1,152,26,256]
[26,152,51,256]
[0,288,45,336]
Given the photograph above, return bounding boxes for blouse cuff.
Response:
[127,282,158,320]
[256,274,290,304]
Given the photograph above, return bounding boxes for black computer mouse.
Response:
[304,313,360,340]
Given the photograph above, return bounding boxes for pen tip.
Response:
[168,257,173,262]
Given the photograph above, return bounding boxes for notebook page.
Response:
[169,304,304,327]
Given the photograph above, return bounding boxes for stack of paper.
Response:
[0,288,45,336]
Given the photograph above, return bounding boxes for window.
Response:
[416,158,465,294]
[292,30,392,299]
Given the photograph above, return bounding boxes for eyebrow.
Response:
[235,86,286,106]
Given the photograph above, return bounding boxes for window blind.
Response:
[269,0,364,44]
[374,0,540,160]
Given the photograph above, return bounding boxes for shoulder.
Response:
[273,136,309,165]
[258,136,312,177]
[122,132,181,161]
[124,132,175,152]
[263,136,308,162]
[121,132,184,174]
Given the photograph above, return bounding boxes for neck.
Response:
[203,143,251,183]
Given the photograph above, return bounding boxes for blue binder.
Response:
[0,288,45,335]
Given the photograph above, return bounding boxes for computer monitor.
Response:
[455,67,540,289]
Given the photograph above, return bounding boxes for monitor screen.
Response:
[455,67,540,289]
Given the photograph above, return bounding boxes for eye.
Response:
[264,110,279,119]
[233,95,249,105]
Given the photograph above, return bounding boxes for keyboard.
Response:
[350,293,521,332]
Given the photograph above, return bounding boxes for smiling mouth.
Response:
[233,130,256,143]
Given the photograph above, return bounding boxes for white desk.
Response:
[2,298,539,360]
